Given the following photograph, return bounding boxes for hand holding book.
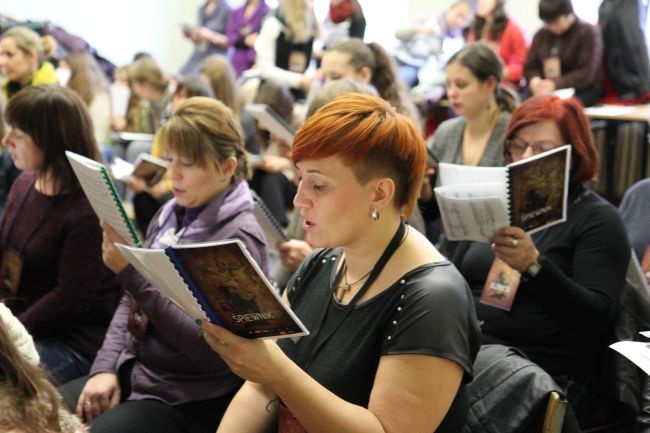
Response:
[115,239,308,339]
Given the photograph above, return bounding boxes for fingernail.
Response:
[195,318,202,325]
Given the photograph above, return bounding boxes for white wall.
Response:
[1,0,602,75]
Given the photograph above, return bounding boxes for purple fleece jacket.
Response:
[90,179,269,404]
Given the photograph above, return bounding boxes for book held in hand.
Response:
[66,151,142,247]
[244,103,296,145]
[434,145,571,242]
[111,153,169,187]
[115,239,309,339]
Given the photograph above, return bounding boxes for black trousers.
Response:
[59,374,238,433]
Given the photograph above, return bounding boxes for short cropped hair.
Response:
[157,97,249,180]
[539,0,574,22]
[4,85,100,193]
[291,93,426,218]
[504,95,598,182]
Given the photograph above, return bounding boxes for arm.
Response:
[553,25,603,90]
[204,324,463,433]
[217,381,279,433]
[501,21,528,84]
[101,223,219,359]
[254,16,306,89]
[491,204,629,336]
[523,32,545,83]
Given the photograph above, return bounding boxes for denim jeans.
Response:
[36,337,91,385]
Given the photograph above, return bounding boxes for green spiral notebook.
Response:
[66,151,142,247]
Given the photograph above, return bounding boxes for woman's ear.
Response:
[485,76,498,94]
[370,177,396,210]
[357,66,373,84]
[221,156,238,178]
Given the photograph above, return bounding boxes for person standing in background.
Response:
[467,0,528,89]
[395,0,473,89]
[179,0,232,77]
[226,0,270,77]
[314,0,366,63]
[253,0,318,101]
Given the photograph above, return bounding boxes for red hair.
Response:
[504,95,599,182]
[291,93,426,218]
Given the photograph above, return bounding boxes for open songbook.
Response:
[111,153,169,187]
[434,145,571,242]
[66,151,142,247]
[116,239,309,339]
[244,103,296,145]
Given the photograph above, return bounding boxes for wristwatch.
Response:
[524,257,542,279]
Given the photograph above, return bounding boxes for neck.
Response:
[35,173,56,196]
[18,72,34,87]
[465,103,500,134]
[342,215,401,280]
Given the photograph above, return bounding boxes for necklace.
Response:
[336,260,372,302]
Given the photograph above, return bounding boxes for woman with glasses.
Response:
[449,95,630,427]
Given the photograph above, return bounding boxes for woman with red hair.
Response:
[201,93,481,433]
[450,95,630,427]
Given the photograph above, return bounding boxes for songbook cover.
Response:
[167,241,307,338]
[508,146,570,233]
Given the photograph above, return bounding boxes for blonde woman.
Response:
[0,26,58,101]
[253,0,318,99]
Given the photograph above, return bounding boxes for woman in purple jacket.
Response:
[226,0,270,76]
[61,97,269,433]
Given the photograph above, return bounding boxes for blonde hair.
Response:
[2,26,44,65]
[157,97,249,179]
[281,0,314,43]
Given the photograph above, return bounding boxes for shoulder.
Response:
[430,117,464,155]
[385,262,480,378]
[570,189,628,240]
[402,262,473,311]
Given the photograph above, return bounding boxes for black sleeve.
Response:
[526,202,630,336]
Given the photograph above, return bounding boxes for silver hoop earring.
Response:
[372,208,380,221]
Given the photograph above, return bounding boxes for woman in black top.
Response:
[450,95,630,427]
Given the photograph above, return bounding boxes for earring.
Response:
[372,208,380,221]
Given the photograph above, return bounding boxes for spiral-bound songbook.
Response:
[244,103,295,145]
[434,145,571,242]
[251,191,288,246]
[66,151,142,247]
[115,239,308,339]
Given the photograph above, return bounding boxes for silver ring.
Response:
[510,238,518,247]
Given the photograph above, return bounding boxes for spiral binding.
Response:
[251,191,288,244]
[100,167,142,247]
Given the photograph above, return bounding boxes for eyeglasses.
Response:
[505,138,559,156]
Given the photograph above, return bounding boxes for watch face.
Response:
[527,261,542,277]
